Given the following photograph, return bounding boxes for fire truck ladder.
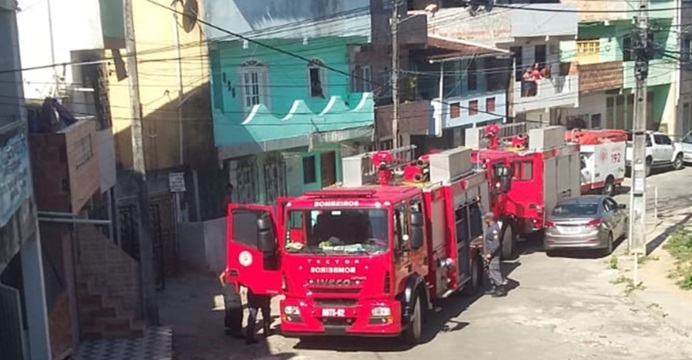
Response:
[341,145,417,187]
[465,122,528,150]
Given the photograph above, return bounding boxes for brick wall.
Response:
[48,291,73,359]
[29,119,101,213]
[578,61,624,94]
[75,224,141,317]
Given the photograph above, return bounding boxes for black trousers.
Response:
[246,291,271,340]
[222,284,243,336]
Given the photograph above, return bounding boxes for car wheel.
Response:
[645,158,652,177]
[604,232,614,256]
[673,153,684,170]
[603,176,615,196]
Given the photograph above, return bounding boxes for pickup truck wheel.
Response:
[645,158,652,177]
[602,176,615,196]
[500,223,517,261]
[673,153,684,170]
[403,295,423,345]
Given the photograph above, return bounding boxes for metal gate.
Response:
[117,194,175,290]
[0,284,26,360]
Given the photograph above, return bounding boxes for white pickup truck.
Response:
[625,131,685,176]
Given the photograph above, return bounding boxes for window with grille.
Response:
[239,60,269,113]
[576,40,600,56]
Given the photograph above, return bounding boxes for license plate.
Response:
[321,308,346,317]
[557,226,581,234]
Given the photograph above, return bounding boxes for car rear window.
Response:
[552,203,599,217]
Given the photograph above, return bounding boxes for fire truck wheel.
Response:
[602,176,615,196]
[500,223,517,261]
[403,294,423,345]
[462,256,482,295]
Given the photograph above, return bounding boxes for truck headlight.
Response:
[371,306,391,317]
[284,305,300,316]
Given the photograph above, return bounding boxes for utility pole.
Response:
[391,0,400,148]
[629,0,651,281]
[124,0,160,326]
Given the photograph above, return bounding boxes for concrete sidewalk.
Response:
[614,208,692,339]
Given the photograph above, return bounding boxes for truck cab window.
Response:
[394,207,408,250]
[512,160,533,180]
[468,203,483,239]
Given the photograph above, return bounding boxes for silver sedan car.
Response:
[544,195,628,256]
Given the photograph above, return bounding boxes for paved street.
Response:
[163,167,692,360]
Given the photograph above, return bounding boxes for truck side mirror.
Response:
[409,212,424,250]
[257,215,278,253]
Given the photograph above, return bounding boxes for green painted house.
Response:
[559,3,678,133]
[207,7,376,204]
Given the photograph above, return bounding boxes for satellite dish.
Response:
[182,0,198,33]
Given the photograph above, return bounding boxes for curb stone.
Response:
[627,290,691,339]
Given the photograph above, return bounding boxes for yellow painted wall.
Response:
[108,0,210,171]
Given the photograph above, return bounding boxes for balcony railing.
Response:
[513,75,579,113]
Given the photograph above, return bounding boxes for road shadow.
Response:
[646,212,692,255]
[614,185,631,196]
[292,262,522,352]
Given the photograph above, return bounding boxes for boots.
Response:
[492,285,507,297]
[485,285,497,295]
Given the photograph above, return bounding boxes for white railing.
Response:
[513,75,579,112]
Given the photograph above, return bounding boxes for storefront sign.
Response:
[0,133,31,228]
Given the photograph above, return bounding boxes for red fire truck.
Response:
[465,124,582,259]
[224,146,504,344]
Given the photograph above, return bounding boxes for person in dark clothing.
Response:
[483,212,507,297]
[219,270,244,338]
[244,286,272,344]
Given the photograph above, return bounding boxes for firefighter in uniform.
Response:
[244,286,272,344]
[483,212,508,297]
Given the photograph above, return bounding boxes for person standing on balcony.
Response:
[522,68,534,97]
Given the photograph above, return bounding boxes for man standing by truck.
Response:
[483,212,507,297]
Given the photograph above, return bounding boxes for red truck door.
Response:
[226,204,282,295]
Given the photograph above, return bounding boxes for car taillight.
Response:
[383,271,391,294]
[545,221,556,228]
[587,219,602,227]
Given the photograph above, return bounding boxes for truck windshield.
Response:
[284,209,389,255]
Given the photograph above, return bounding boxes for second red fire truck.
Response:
[224,146,509,344]
[464,124,582,259]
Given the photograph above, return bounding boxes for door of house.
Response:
[320,151,337,188]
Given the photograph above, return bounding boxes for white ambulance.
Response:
[567,129,627,196]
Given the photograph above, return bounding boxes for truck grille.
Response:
[314,298,358,307]
[309,287,361,294]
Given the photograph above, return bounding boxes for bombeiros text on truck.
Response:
[223,145,513,345]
